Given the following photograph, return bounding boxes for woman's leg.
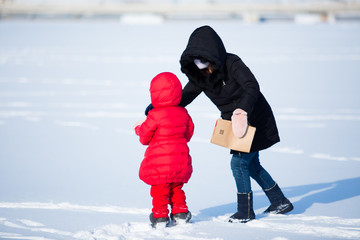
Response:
[248,152,276,191]
[230,152,257,193]
[247,153,294,214]
[229,152,256,222]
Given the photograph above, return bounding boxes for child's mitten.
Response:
[231,108,248,138]
[133,119,145,136]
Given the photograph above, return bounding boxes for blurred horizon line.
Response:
[1,1,360,23]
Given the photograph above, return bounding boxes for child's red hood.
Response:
[150,72,182,108]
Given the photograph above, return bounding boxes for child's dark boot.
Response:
[149,213,170,228]
[170,211,192,225]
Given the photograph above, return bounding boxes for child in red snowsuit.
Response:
[134,72,194,227]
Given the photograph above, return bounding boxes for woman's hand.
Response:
[231,108,248,138]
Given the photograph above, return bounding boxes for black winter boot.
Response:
[228,192,255,223]
[149,213,170,228]
[170,211,192,225]
[264,183,293,214]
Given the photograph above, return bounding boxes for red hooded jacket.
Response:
[135,72,194,185]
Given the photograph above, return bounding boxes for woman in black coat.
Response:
[179,26,293,222]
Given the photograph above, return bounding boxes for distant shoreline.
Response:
[1,2,360,23]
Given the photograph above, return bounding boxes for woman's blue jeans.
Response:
[231,152,275,193]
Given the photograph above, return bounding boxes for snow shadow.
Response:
[286,176,360,214]
[195,177,360,221]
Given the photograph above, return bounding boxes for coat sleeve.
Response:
[137,112,157,145]
[185,114,195,142]
[230,58,260,116]
[180,81,203,107]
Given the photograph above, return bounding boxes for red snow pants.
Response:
[150,182,188,218]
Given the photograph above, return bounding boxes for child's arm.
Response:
[185,115,194,142]
[134,119,145,136]
[136,112,157,145]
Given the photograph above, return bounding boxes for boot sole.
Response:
[152,222,169,228]
[228,217,254,223]
[265,203,294,215]
[278,203,294,214]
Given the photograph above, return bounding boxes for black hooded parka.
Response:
[179,25,280,153]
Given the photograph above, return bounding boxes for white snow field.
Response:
[0,19,360,240]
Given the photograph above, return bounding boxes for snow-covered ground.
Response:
[0,19,360,240]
